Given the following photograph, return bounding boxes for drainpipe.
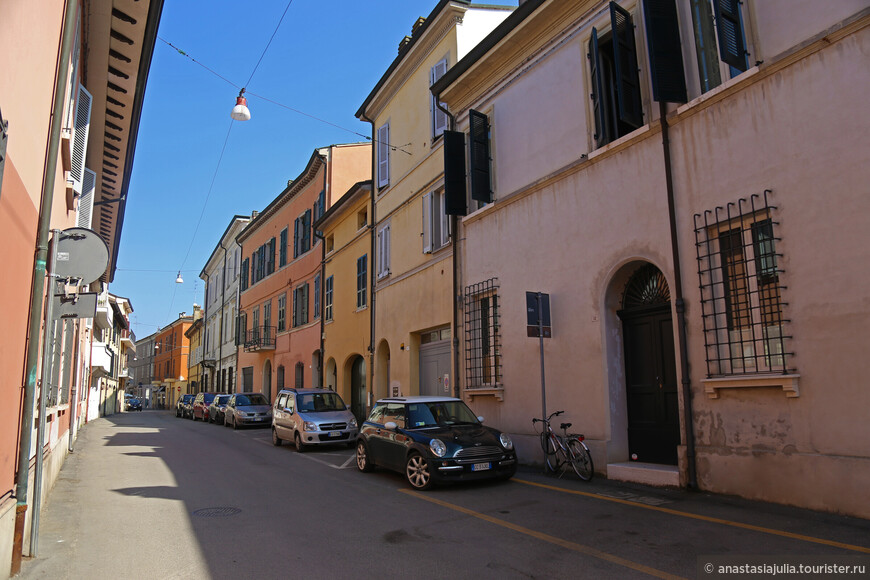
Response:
[359,114,376,410]
[659,101,697,489]
[203,272,210,392]
[12,0,77,571]
[434,95,462,400]
[313,155,328,389]
[218,241,228,392]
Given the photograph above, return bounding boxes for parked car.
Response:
[208,394,231,424]
[192,392,218,421]
[126,397,142,412]
[356,396,517,490]
[176,394,195,418]
[271,389,358,451]
[224,393,272,429]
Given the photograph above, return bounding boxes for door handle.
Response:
[657,376,662,389]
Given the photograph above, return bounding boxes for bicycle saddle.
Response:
[560,422,572,430]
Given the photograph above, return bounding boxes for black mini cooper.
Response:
[356,396,517,490]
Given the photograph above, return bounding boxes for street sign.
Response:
[52,292,97,320]
[526,292,552,338]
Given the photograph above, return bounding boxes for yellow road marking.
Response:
[515,478,870,554]
[399,489,687,580]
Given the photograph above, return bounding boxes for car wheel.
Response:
[176,409,181,417]
[405,453,433,490]
[294,432,306,453]
[272,428,282,447]
[356,441,375,472]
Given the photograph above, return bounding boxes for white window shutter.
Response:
[77,167,95,229]
[422,192,432,254]
[431,59,449,138]
[384,224,390,274]
[377,123,390,188]
[70,86,92,194]
[439,191,449,247]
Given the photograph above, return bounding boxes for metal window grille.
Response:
[694,190,793,376]
[464,278,501,388]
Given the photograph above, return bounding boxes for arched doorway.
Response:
[350,355,366,424]
[263,360,272,402]
[617,263,679,465]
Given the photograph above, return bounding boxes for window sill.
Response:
[702,374,800,399]
[463,386,504,402]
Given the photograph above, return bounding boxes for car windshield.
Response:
[407,401,480,428]
[202,394,215,404]
[214,395,230,404]
[296,392,347,413]
[236,394,268,406]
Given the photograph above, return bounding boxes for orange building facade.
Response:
[237,144,370,402]
[153,314,193,409]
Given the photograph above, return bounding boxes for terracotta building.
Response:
[236,144,370,401]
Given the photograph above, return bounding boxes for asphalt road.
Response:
[20,410,870,579]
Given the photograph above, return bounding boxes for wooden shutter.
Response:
[643,0,688,103]
[280,228,287,267]
[377,123,390,187]
[439,192,449,248]
[77,168,96,228]
[712,0,747,71]
[443,130,467,215]
[292,288,298,327]
[268,237,276,274]
[610,2,643,129]
[422,191,432,253]
[0,109,8,202]
[303,209,312,252]
[431,60,449,137]
[469,110,492,203]
[302,283,309,324]
[70,86,92,193]
[589,28,610,148]
[293,217,300,258]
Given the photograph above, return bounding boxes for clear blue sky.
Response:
[112,0,518,339]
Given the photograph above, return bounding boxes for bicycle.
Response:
[532,410,594,481]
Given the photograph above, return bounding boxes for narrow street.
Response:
[19,410,870,579]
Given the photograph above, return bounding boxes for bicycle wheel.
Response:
[567,439,594,481]
[543,433,561,472]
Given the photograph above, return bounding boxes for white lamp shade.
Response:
[231,96,251,121]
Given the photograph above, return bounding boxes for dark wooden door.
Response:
[351,356,367,424]
[622,306,680,465]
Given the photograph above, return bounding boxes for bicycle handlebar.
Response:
[532,410,565,424]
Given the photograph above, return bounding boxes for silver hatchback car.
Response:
[271,389,358,451]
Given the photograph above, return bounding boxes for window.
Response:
[295,362,305,389]
[267,237,276,275]
[294,210,312,258]
[357,208,368,230]
[252,307,260,342]
[690,0,750,94]
[464,278,501,388]
[588,2,643,148]
[430,58,449,138]
[277,293,286,332]
[326,234,334,254]
[280,227,288,267]
[356,255,367,309]
[314,273,321,319]
[293,283,309,327]
[263,300,272,334]
[377,122,390,188]
[314,190,326,223]
[694,191,791,376]
[423,189,449,253]
[377,223,391,279]
[240,257,249,291]
[325,276,334,321]
[277,366,285,390]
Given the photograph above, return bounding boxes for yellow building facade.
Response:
[314,181,373,422]
[356,2,511,404]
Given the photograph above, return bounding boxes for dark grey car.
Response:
[224,393,272,429]
[207,394,231,424]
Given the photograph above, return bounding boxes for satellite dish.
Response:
[53,227,109,285]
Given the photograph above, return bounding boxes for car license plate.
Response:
[471,462,491,472]
[328,431,341,438]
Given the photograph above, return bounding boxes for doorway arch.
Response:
[617,263,679,465]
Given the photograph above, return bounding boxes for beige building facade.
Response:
[434,0,870,518]
[356,1,513,409]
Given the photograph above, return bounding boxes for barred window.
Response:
[464,278,501,388]
[694,191,792,376]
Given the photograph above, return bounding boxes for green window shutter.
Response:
[469,110,492,203]
[712,0,747,71]
[443,130,467,215]
[293,218,300,258]
[268,237,276,274]
[643,0,688,103]
[588,28,610,148]
[611,2,643,129]
[280,228,288,267]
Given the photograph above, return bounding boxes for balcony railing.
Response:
[244,326,276,352]
[95,293,113,329]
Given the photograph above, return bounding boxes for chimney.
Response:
[251,210,259,219]
[411,16,426,36]
[398,35,412,54]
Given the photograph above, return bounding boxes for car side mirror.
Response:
[285,408,293,415]
[477,416,485,423]
[384,421,398,431]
